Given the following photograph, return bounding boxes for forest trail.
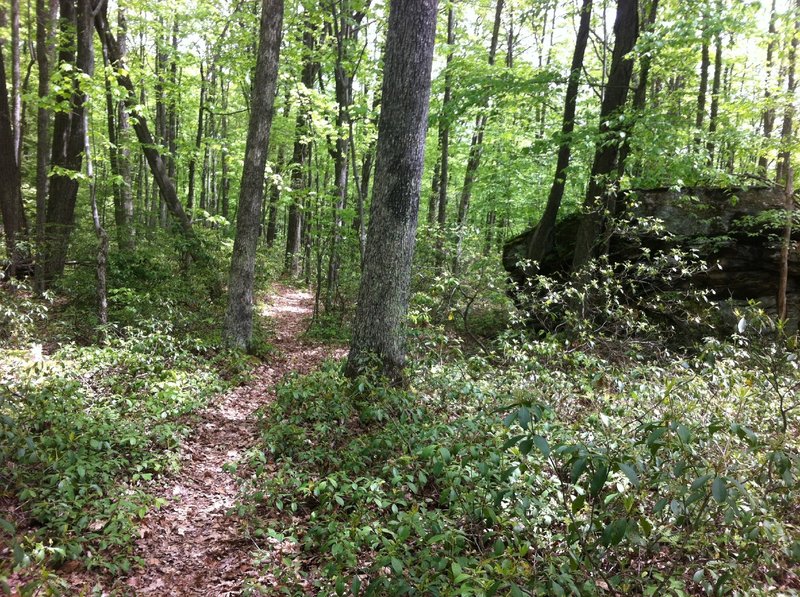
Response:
[70,285,344,595]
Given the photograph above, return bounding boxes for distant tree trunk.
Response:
[43,0,94,286]
[694,13,710,148]
[706,32,723,164]
[84,106,108,327]
[7,0,22,167]
[617,0,659,177]
[34,0,57,291]
[427,158,440,226]
[759,0,778,176]
[525,0,592,264]
[326,1,368,311]
[187,62,205,215]
[222,0,283,350]
[778,168,794,321]
[777,0,799,185]
[453,0,503,274]
[102,11,135,252]
[94,4,195,243]
[572,0,639,269]
[265,158,282,248]
[435,4,454,270]
[0,48,27,277]
[285,26,316,276]
[345,0,438,383]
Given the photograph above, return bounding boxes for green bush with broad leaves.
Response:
[238,262,798,596]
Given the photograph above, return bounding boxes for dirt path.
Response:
[72,285,343,595]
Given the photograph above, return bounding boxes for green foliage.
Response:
[0,320,236,575]
[238,296,799,595]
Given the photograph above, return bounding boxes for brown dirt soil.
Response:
[60,285,345,595]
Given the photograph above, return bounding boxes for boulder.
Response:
[503,186,800,325]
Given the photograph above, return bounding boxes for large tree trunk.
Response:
[572,0,639,269]
[43,0,94,286]
[0,48,27,277]
[525,0,593,264]
[345,0,438,383]
[222,0,283,350]
[34,0,57,291]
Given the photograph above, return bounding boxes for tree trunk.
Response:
[34,0,57,291]
[525,0,592,264]
[694,13,710,148]
[43,0,93,286]
[102,10,135,252]
[84,104,108,328]
[187,62,205,215]
[453,0,503,274]
[222,0,283,350]
[285,26,316,276]
[434,4,454,270]
[326,1,367,311]
[572,0,639,269]
[345,0,438,383]
[617,0,659,178]
[94,4,196,243]
[777,168,794,321]
[0,48,26,277]
[759,0,778,176]
[777,0,799,186]
[706,32,723,164]
[11,0,22,166]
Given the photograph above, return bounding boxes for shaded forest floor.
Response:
[6,285,345,596]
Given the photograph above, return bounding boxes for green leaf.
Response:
[391,557,403,574]
[0,517,15,535]
[532,435,550,457]
[571,457,588,484]
[602,518,628,547]
[493,538,505,556]
[712,477,728,503]
[618,462,640,488]
[590,462,609,496]
[517,406,531,429]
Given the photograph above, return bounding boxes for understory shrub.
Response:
[238,306,799,595]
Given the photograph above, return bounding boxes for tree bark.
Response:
[525,0,593,264]
[345,0,438,383]
[43,0,93,286]
[694,12,710,148]
[222,0,283,350]
[572,0,639,269]
[0,47,26,277]
[34,0,57,291]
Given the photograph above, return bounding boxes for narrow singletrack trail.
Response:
[69,285,344,595]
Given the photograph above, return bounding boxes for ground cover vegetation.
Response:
[1,0,799,594]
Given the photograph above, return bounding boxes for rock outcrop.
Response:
[503,186,799,323]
